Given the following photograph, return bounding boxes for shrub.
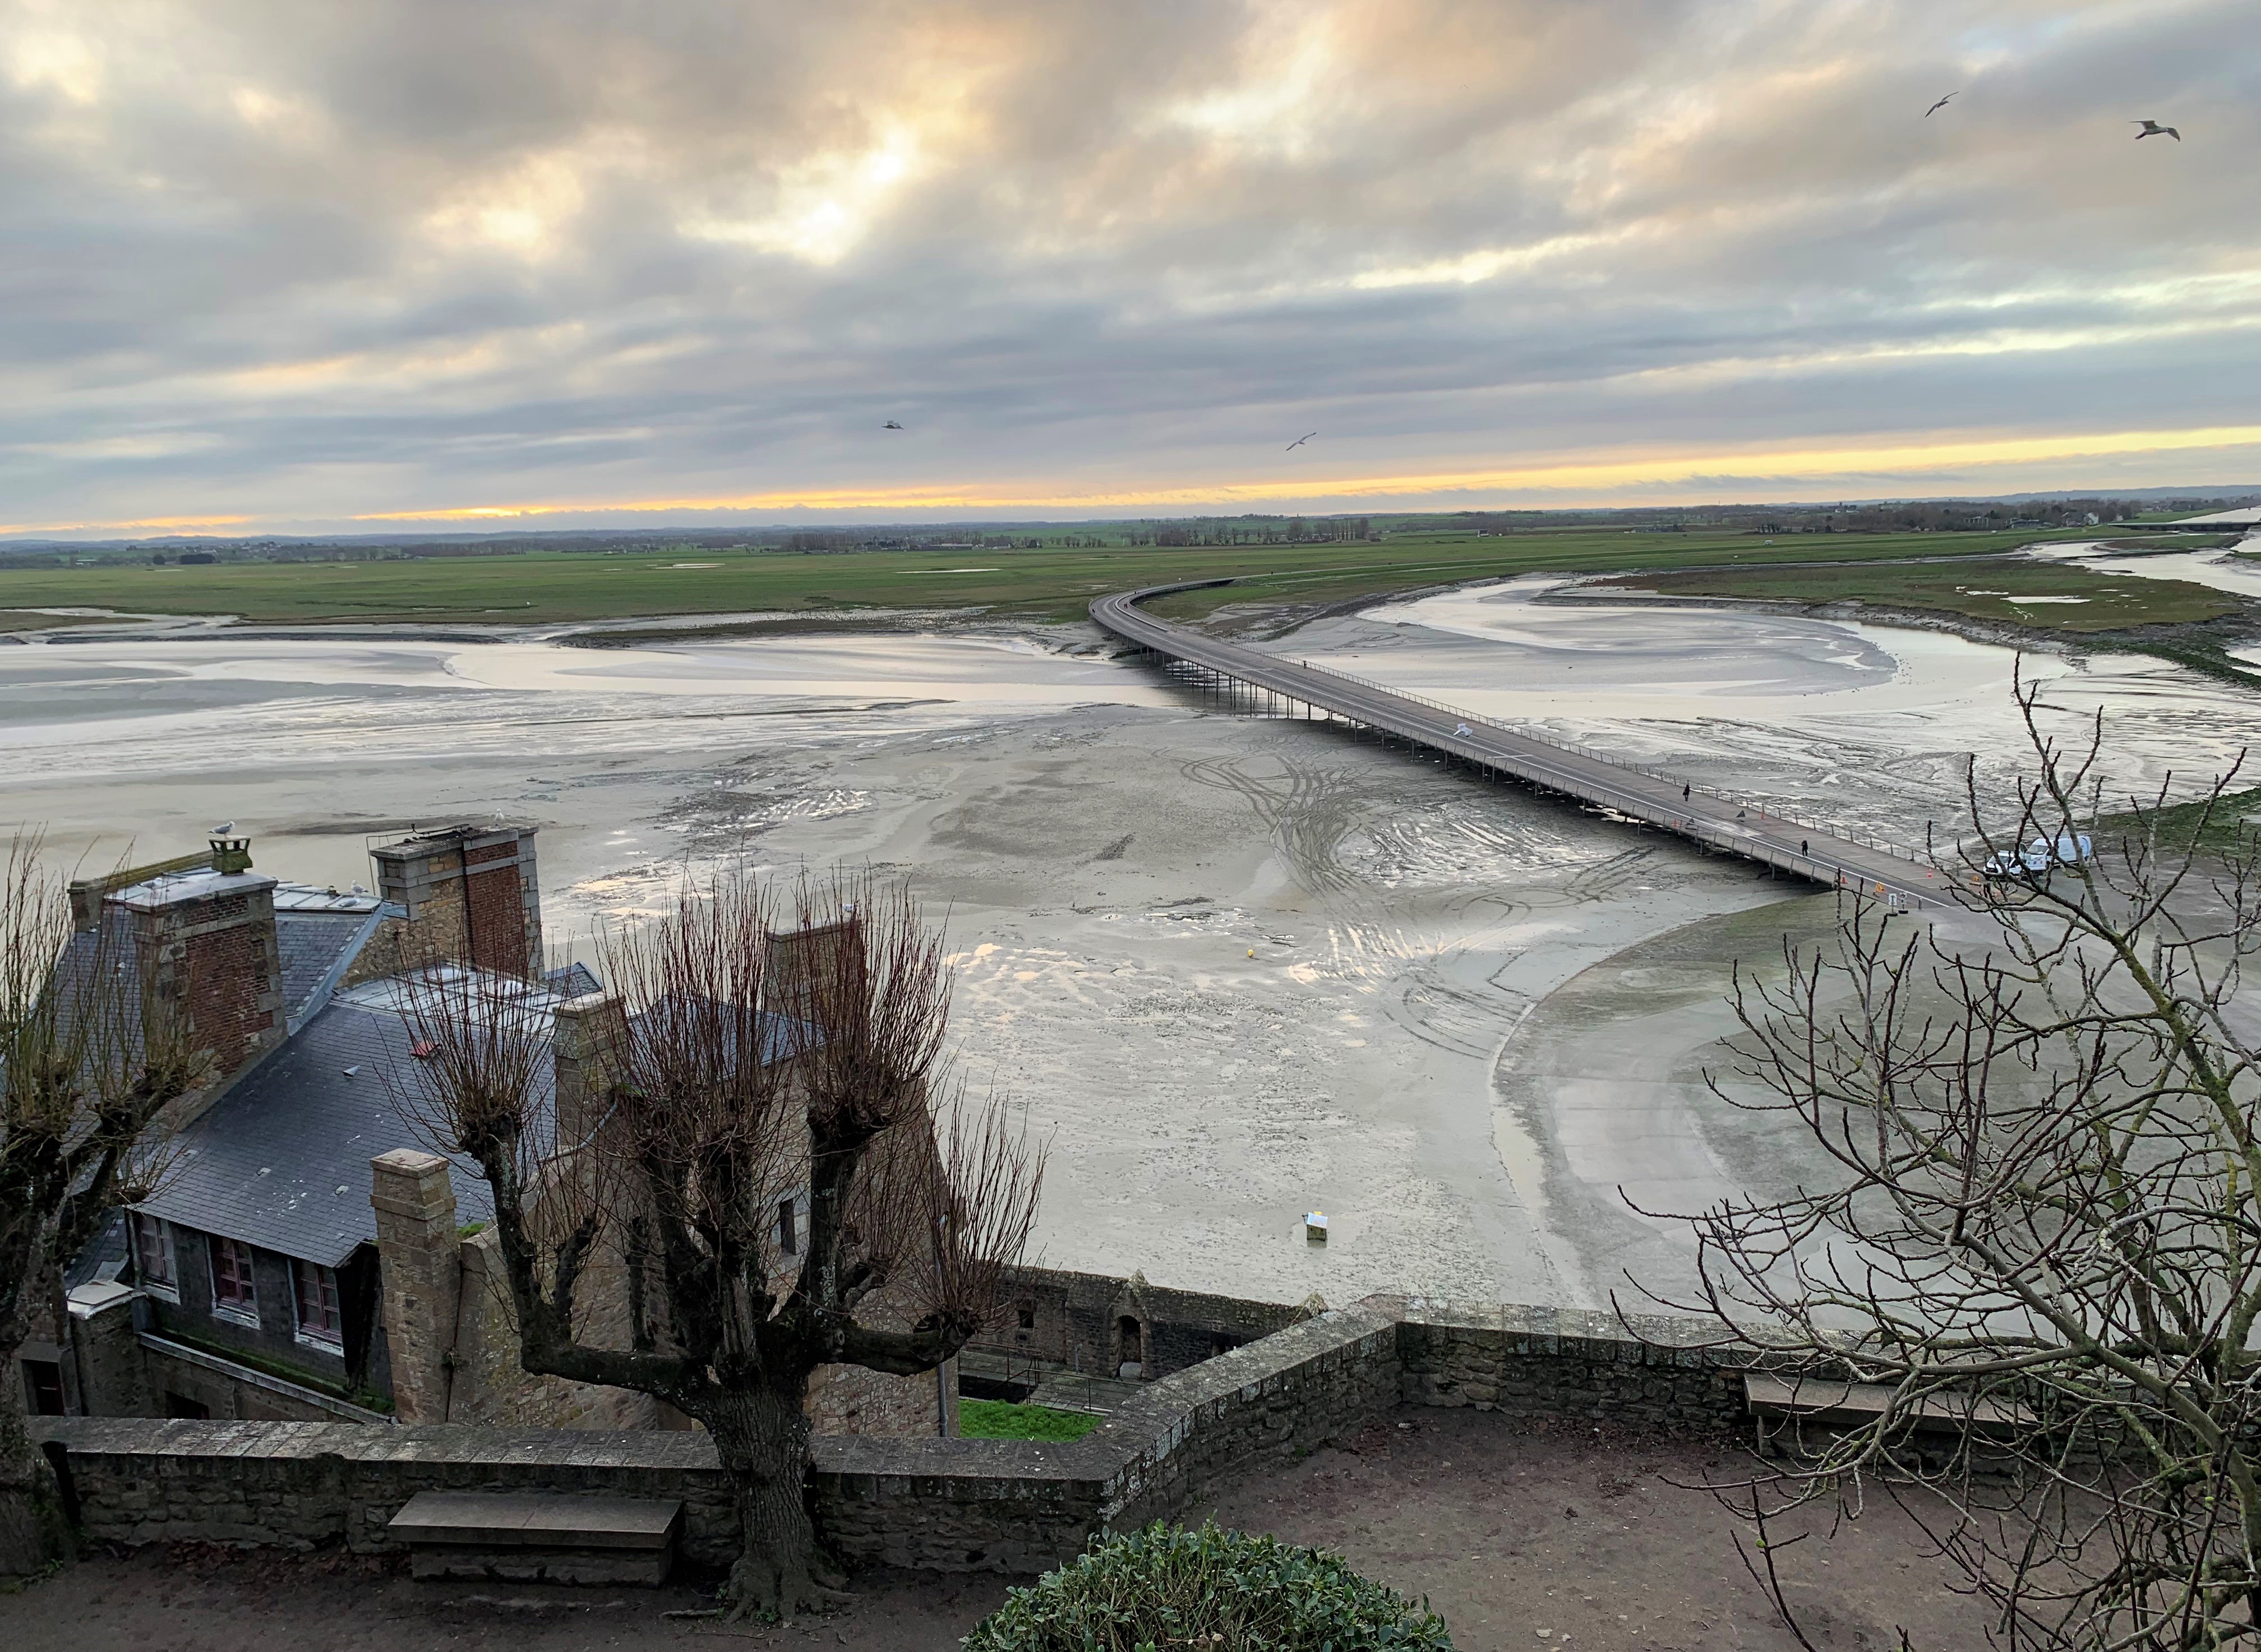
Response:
[958,1399,1102,1442]
[962,1521,1453,1651]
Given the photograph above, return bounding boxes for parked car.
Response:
[1983,832,2094,879]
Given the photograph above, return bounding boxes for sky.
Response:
[4,0,2258,536]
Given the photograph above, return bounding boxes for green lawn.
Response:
[1598,559,2240,634]
[957,1398,1103,1441]
[0,527,2097,630]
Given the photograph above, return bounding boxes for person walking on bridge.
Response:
[1682,783,1690,801]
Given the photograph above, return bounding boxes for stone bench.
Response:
[1744,1372,2029,1453]
[386,1491,684,1585]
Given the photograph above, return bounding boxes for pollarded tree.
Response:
[1650,680,2261,1648]
[1,838,201,1575]
[398,874,1042,1621]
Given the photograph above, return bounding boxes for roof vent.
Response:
[209,823,253,875]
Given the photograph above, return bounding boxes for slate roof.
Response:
[278,908,389,1031]
[136,998,540,1268]
[545,961,603,1000]
[66,1211,129,1291]
[48,910,144,1055]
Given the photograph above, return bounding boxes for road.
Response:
[1091,581,1954,907]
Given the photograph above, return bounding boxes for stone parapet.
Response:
[34,1296,1756,1573]
[1376,1295,1752,1432]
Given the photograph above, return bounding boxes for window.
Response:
[776,1198,797,1256]
[209,1236,259,1324]
[132,1213,176,1297]
[292,1259,341,1345]
[1016,1302,1036,1331]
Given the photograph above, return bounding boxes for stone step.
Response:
[388,1491,682,1585]
[1743,1373,2029,1439]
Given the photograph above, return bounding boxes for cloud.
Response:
[0,0,2255,533]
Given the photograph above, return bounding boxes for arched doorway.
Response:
[1115,1314,1145,1379]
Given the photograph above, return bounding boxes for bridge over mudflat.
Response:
[1092,581,1951,907]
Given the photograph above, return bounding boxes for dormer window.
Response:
[132,1213,177,1299]
[210,1236,259,1326]
[293,1259,341,1346]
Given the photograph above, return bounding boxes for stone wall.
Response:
[444,1227,660,1432]
[972,1265,1313,1383]
[35,1294,1746,1575]
[1382,1295,1751,1433]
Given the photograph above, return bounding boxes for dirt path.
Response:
[1193,1407,1991,1650]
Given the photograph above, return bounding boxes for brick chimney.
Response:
[109,832,285,1115]
[368,824,543,981]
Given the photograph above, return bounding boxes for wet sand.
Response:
[1306,577,2258,843]
[6,594,2254,1306]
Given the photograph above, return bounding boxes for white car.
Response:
[1983,832,2094,879]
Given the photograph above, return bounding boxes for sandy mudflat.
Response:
[716,705,1785,1303]
[6,596,2253,1305]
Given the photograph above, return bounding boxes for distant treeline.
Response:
[3,495,2253,570]
[1445,496,2256,537]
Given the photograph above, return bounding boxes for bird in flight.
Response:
[1285,432,1317,451]
[2133,120,2180,141]
[881,419,904,430]
[1923,93,1957,118]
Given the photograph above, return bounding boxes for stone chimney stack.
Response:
[763,912,865,1025]
[553,991,629,1148]
[368,823,543,981]
[110,837,285,1111]
[369,1149,461,1425]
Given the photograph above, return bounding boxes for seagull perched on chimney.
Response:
[2133,120,2180,141]
[213,820,236,836]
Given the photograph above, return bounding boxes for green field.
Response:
[1599,559,2241,634]
[956,1399,1102,1441]
[2095,785,2261,855]
[0,527,2100,630]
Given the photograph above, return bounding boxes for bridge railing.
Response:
[1099,588,1941,884]
[1271,657,1931,868]
[1156,650,1945,905]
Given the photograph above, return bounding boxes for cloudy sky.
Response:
[5,0,2257,535]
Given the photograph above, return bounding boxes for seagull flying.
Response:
[1923,93,1957,118]
[881,419,903,430]
[1285,432,1317,451]
[2133,120,2180,141]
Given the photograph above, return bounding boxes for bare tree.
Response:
[1648,680,2260,1648]
[397,874,1042,1621]
[1,837,200,1575]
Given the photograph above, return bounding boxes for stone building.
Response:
[15,825,949,1442]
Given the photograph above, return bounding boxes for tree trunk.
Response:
[0,1394,71,1579]
[706,1383,848,1622]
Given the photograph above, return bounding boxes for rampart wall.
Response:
[34,1295,1752,1575]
